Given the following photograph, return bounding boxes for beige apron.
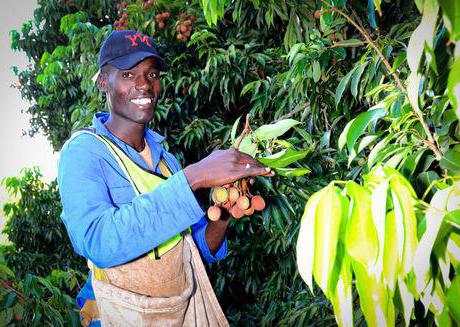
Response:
[73,130,228,326]
[92,234,228,327]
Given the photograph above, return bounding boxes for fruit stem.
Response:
[234,114,251,150]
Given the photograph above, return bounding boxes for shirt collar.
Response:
[92,112,165,172]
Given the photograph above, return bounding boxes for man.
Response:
[57,30,273,326]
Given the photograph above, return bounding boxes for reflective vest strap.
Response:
[72,130,188,269]
[88,260,109,283]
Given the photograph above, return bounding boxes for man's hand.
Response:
[183,148,274,191]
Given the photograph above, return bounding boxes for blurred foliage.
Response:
[1,167,86,279]
[0,167,87,326]
[6,0,460,325]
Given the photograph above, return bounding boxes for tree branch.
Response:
[320,0,442,160]
[234,114,251,149]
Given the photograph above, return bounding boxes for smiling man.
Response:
[57,30,273,326]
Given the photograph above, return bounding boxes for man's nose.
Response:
[134,75,150,91]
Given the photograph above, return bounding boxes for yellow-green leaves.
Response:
[312,185,348,294]
[345,182,379,268]
[439,0,460,42]
[297,166,460,326]
[447,59,460,121]
[407,0,439,72]
[296,184,351,326]
[296,191,323,292]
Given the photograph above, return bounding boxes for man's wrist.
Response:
[183,164,201,191]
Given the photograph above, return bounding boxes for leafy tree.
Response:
[1,167,86,278]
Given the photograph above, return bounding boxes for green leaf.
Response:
[238,135,258,157]
[373,0,382,15]
[390,173,418,276]
[351,62,368,98]
[258,148,310,168]
[3,292,17,309]
[312,61,321,83]
[329,255,353,327]
[230,116,242,145]
[352,260,395,326]
[368,135,392,168]
[439,0,460,42]
[274,167,310,177]
[446,209,460,228]
[407,0,438,72]
[446,275,460,324]
[345,182,379,267]
[312,185,349,296]
[414,185,454,295]
[383,210,399,293]
[447,58,460,121]
[297,191,324,292]
[335,66,358,107]
[440,145,460,175]
[254,119,300,141]
[339,108,387,153]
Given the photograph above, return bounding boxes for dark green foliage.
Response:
[0,257,85,326]
[1,167,86,278]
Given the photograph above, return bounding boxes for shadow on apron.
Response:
[91,234,229,327]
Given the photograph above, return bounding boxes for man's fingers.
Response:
[235,151,267,168]
[235,163,274,177]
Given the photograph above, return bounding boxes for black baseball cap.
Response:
[99,30,166,70]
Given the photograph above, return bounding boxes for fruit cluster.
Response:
[113,1,129,30]
[175,13,195,42]
[155,12,170,29]
[207,178,266,221]
[142,0,154,10]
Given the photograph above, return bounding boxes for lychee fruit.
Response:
[213,187,229,204]
[230,206,244,219]
[207,206,221,221]
[228,187,240,203]
[251,195,266,211]
[236,195,250,210]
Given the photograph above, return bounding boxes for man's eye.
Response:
[149,72,159,79]
[122,72,133,78]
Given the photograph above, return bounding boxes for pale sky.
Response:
[1,1,58,236]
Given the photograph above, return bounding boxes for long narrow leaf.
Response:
[296,191,324,292]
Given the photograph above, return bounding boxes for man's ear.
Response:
[97,73,108,92]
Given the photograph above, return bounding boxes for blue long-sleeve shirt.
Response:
[57,112,226,307]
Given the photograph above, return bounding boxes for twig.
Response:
[328,41,366,48]
[1,280,26,301]
[320,0,443,160]
[234,114,251,149]
[275,102,310,122]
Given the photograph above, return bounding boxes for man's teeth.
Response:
[131,98,152,105]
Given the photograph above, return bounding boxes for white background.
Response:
[1,1,59,242]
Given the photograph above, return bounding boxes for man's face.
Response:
[101,57,161,125]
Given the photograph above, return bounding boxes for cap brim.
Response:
[108,52,166,70]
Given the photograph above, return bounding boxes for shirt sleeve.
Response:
[163,151,228,263]
[191,217,228,263]
[58,136,205,269]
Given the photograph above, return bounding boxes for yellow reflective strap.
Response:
[74,130,188,271]
[158,159,172,178]
[87,260,109,283]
